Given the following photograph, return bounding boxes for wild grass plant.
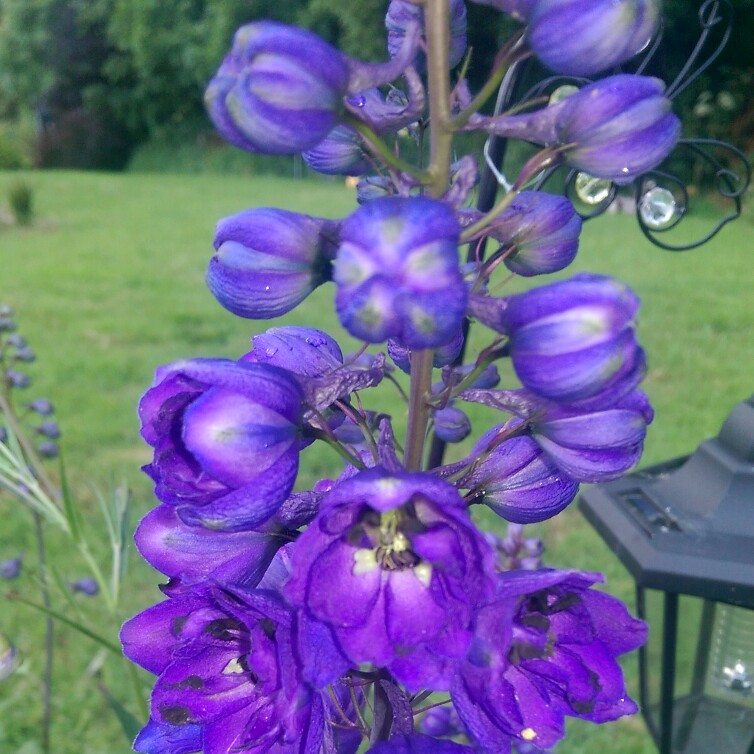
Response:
[0,169,751,753]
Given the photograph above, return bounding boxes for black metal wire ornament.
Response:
[479,0,751,252]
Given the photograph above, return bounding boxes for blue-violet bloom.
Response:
[139,359,302,531]
[501,273,645,403]
[473,74,680,184]
[452,569,647,751]
[334,197,467,348]
[121,586,331,754]
[285,467,497,692]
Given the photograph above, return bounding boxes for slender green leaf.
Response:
[4,592,122,655]
[59,455,83,545]
[97,683,142,743]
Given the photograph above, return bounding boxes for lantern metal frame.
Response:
[580,395,754,754]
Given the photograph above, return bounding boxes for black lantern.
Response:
[579,396,754,754]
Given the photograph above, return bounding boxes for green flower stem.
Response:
[404,0,453,473]
[450,34,528,130]
[33,513,53,754]
[345,115,430,182]
[309,427,366,470]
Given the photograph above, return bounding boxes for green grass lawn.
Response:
[0,169,752,753]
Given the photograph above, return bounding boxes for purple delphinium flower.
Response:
[456,382,654,483]
[333,197,467,349]
[473,74,680,184]
[205,22,351,154]
[207,208,338,320]
[368,733,477,754]
[458,431,579,523]
[134,505,285,594]
[138,358,302,531]
[501,274,645,404]
[121,586,328,754]
[529,388,654,483]
[1,557,21,579]
[285,467,497,692]
[496,524,545,571]
[529,0,660,76]
[70,578,99,596]
[486,191,582,277]
[303,125,371,176]
[452,568,647,751]
[133,719,202,754]
[386,0,468,71]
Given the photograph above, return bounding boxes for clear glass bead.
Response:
[574,172,612,205]
[638,186,679,230]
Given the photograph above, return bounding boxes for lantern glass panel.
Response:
[642,590,754,753]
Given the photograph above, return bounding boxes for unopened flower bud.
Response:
[0,318,16,332]
[70,578,99,596]
[24,399,54,416]
[302,125,370,176]
[356,175,394,205]
[0,633,17,681]
[13,347,35,362]
[244,327,343,377]
[502,274,645,403]
[476,74,680,184]
[38,441,59,458]
[529,0,660,77]
[531,389,654,482]
[36,421,61,440]
[461,433,578,523]
[207,208,338,319]
[488,191,582,277]
[433,405,472,443]
[6,370,30,389]
[334,197,467,348]
[388,329,464,374]
[205,23,350,154]
[1,557,21,579]
[6,334,26,348]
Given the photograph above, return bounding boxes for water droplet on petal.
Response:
[575,172,612,205]
[349,94,366,108]
[639,186,679,230]
[549,85,579,104]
